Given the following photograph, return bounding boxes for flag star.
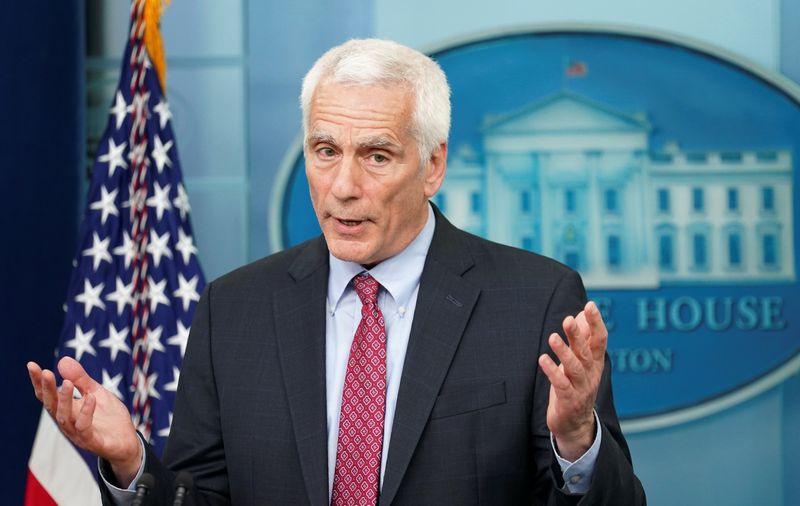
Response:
[101,369,125,400]
[147,277,170,312]
[127,140,148,167]
[82,232,113,271]
[131,410,141,428]
[89,186,119,225]
[173,274,201,312]
[146,182,172,221]
[106,277,134,316]
[157,412,174,438]
[144,325,167,354]
[74,279,106,317]
[120,192,133,210]
[98,323,131,361]
[65,325,97,362]
[98,137,128,176]
[109,91,132,130]
[146,230,173,267]
[151,135,173,173]
[130,91,151,121]
[175,228,198,265]
[163,366,180,392]
[124,187,147,220]
[173,183,191,221]
[167,320,190,358]
[134,369,161,403]
[132,187,148,208]
[153,99,172,130]
[113,231,136,269]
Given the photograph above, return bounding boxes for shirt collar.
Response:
[327,203,436,312]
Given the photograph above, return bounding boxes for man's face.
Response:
[304,81,446,267]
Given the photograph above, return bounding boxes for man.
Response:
[28,39,645,505]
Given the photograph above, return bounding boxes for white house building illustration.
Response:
[439,92,795,288]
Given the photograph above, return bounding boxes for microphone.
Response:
[132,473,155,506]
[173,471,194,506]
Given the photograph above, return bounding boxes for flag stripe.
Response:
[27,412,102,505]
[24,470,58,506]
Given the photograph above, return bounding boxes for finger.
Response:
[538,353,571,393]
[567,313,592,363]
[40,369,59,415]
[75,392,96,433]
[584,301,609,360]
[27,362,44,401]
[548,333,587,387]
[58,357,99,396]
[56,380,76,430]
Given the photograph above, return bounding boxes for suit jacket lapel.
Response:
[274,237,330,506]
[379,209,480,506]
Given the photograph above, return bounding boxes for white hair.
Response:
[300,38,451,162]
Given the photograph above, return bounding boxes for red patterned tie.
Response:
[331,274,387,505]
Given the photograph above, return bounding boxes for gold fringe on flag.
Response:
[142,0,170,93]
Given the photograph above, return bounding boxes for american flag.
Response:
[25,1,204,504]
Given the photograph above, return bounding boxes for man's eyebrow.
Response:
[356,135,401,151]
[306,131,337,146]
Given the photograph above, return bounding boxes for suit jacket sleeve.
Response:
[530,269,646,506]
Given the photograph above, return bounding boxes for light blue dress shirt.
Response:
[324,203,436,496]
[104,203,600,502]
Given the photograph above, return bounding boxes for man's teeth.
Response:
[340,219,360,225]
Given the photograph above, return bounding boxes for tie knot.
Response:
[352,273,379,307]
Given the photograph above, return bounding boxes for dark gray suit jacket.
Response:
[102,208,645,505]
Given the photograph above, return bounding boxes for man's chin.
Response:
[326,237,375,265]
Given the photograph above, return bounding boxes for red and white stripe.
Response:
[24,413,101,505]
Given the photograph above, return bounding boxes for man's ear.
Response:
[424,142,448,198]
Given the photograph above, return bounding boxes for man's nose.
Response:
[330,154,362,200]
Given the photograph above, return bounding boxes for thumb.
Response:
[57,357,100,396]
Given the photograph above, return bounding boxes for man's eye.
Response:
[371,153,388,163]
[318,147,336,158]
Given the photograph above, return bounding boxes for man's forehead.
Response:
[318,77,412,95]
[310,80,413,114]
[305,81,415,147]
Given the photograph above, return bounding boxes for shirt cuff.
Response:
[97,434,147,504]
[550,410,602,495]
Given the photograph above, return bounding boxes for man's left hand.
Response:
[538,300,608,461]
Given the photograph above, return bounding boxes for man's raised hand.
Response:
[537,301,608,461]
[27,357,142,486]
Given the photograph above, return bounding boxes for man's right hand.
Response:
[27,357,142,487]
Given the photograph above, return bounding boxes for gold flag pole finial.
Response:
[143,0,170,93]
